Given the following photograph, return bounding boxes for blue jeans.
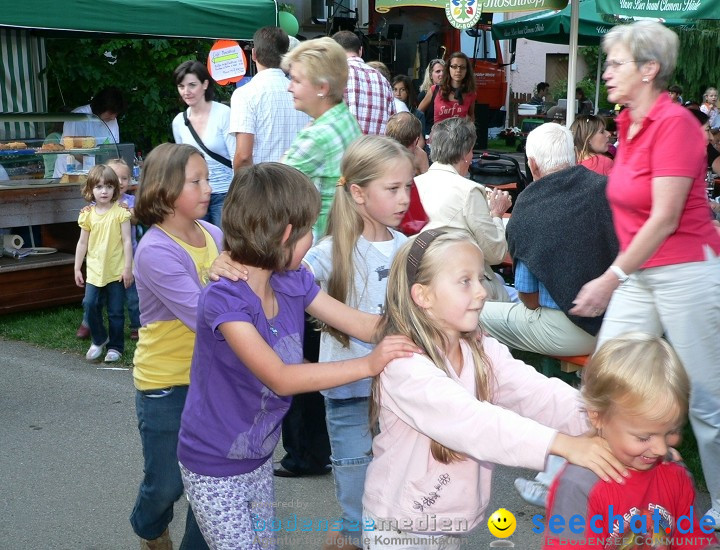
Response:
[84,281,124,352]
[325,396,372,545]
[81,282,140,329]
[130,386,209,549]
[202,192,226,228]
[125,282,141,329]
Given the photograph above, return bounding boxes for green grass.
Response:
[0,304,707,491]
[483,137,522,154]
[0,304,136,367]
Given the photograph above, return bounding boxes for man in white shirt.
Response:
[229,27,310,170]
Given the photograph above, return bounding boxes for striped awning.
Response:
[0,29,47,139]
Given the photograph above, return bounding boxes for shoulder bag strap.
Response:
[182,110,232,169]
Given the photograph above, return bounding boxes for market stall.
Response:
[0,0,277,313]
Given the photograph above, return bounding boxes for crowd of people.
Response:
[68,20,720,550]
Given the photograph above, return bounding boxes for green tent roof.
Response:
[0,0,277,40]
[596,0,720,20]
[492,0,692,45]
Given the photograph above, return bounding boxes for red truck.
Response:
[369,4,511,127]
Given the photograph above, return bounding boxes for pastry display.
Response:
[61,136,96,149]
[0,141,29,150]
[38,143,65,152]
[60,173,87,184]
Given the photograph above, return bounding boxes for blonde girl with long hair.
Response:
[362,231,629,549]
[302,135,415,550]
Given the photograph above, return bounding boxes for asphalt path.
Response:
[1,339,710,549]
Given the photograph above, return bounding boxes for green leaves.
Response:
[675,21,720,102]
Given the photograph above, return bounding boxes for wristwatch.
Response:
[609,265,630,284]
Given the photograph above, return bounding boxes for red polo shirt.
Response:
[607,93,720,268]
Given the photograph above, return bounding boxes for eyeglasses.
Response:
[449,64,467,70]
[602,59,638,71]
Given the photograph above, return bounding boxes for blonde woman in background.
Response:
[417,58,445,136]
[700,86,719,128]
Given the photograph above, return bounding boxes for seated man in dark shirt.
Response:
[480,122,618,357]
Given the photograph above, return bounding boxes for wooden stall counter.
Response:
[0,181,86,314]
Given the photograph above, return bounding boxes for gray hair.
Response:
[602,21,678,90]
[429,118,476,165]
[525,123,576,176]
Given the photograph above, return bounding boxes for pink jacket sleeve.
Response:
[379,337,588,471]
[484,337,589,437]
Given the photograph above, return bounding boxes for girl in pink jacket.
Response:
[362,231,628,549]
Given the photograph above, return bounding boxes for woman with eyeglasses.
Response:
[417,58,446,136]
[570,21,720,527]
[418,52,476,127]
[569,115,613,176]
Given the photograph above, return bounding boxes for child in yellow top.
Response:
[74,164,133,363]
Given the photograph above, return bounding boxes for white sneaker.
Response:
[704,508,720,530]
[104,349,121,363]
[85,339,109,361]
[514,477,549,508]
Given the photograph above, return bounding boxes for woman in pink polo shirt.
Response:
[570,21,720,526]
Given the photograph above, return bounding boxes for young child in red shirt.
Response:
[543,333,719,550]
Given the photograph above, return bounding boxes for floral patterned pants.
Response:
[180,459,276,550]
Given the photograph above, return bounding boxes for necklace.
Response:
[267,296,278,337]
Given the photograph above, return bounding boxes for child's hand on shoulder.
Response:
[366,335,421,376]
[208,251,249,282]
[80,205,92,214]
[550,433,629,484]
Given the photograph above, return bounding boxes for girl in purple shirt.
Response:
[177,162,418,550]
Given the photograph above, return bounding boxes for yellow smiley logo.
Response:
[487,508,517,538]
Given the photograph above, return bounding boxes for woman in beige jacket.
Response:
[414,117,513,301]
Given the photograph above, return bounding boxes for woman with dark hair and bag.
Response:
[172,60,236,227]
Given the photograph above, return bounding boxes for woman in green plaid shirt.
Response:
[282,37,362,241]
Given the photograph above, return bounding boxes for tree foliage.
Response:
[674,21,720,103]
[45,38,237,154]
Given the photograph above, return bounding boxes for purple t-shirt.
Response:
[178,266,320,477]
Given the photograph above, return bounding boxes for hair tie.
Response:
[406,229,445,288]
[336,176,347,188]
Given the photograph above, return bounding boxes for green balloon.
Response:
[278,11,299,37]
